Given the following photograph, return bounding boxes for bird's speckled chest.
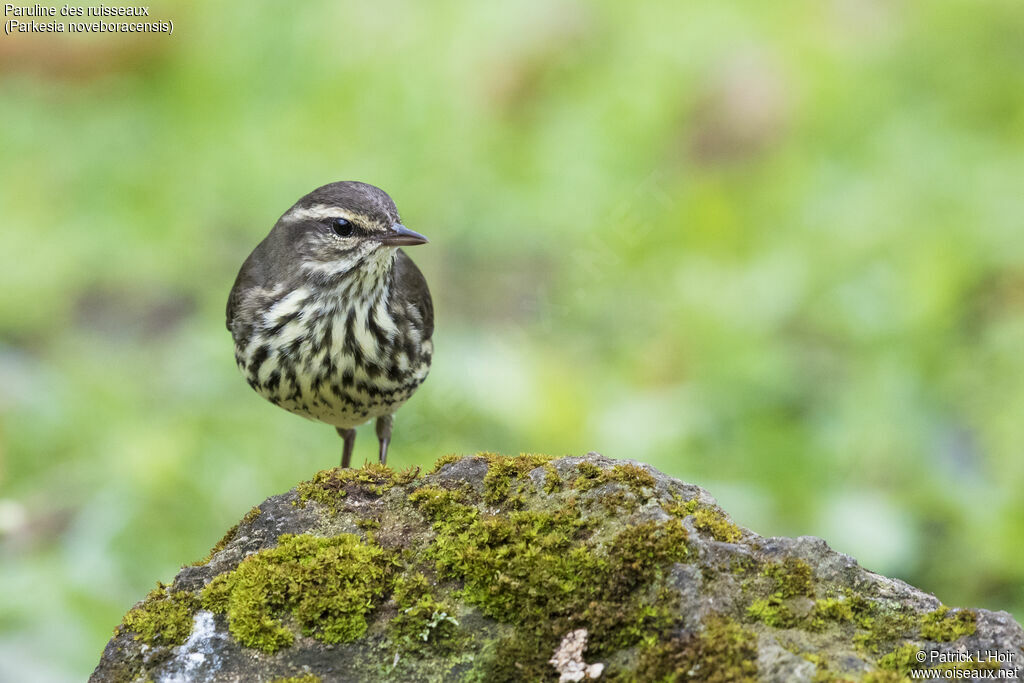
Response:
[232,265,432,429]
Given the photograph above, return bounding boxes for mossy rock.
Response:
[90,453,1024,682]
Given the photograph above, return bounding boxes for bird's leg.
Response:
[375,415,393,466]
[337,427,356,468]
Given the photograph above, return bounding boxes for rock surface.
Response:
[91,453,1024,682]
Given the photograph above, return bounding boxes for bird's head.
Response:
[271,181,427,280]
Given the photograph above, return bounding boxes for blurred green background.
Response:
[2,0,1023,679]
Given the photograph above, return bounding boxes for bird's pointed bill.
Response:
[378,224,429,246]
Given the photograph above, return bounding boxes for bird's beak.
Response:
[378,223,429,246]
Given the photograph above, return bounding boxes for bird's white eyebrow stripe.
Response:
[281,204,356,223]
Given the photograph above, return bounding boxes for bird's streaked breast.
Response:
[232,255,431,429]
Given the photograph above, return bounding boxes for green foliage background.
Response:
[1,1,1023,679]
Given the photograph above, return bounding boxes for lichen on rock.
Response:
[91,452,1024,682]
[549,629,604,681]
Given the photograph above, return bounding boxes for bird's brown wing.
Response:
[226,262,260,335]
[226,280,244,332]
[392,249,434,341]
[226,239,274,338]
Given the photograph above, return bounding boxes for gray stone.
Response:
[91,453,1024,682]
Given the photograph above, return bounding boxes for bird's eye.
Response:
[331,218,354,237]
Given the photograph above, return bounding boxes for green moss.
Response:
[604,463,656,490]
[747,596,800,628]
[854,610,917,653]
[811,597,853,625]
[296,462,418,513]
[120,583,197,646]
[394,466,420,485]
[749,589,878,634]
[415,479,690,677]
[604,518,689,595]
[389,573,462,654]
[745,559,822,629]
[919,605,977,641]
[571,461,603,491]
[408,485,479,529]
[543,463,562,494]
[662,496,743,543]
[663,496,700,519]
[857,605,975,657]
[435,506,593,617]
[633,614,759,682]
[746,557,815,629]
[876,642,922,676]
[729,555,763,578]
[598,489,639,513]
[571,461,655,498]
[200,533,388,653]
[429,453,462,473]
[409,458,699,676]
[480,453,554,504]
[809,593,873,631]
[268,675,321,683]
[692,506,743,543]
[765,557,815,598]
[815,593,872,626]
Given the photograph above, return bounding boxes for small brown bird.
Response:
[226,182,433,467]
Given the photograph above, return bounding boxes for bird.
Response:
[226,181,433,468]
